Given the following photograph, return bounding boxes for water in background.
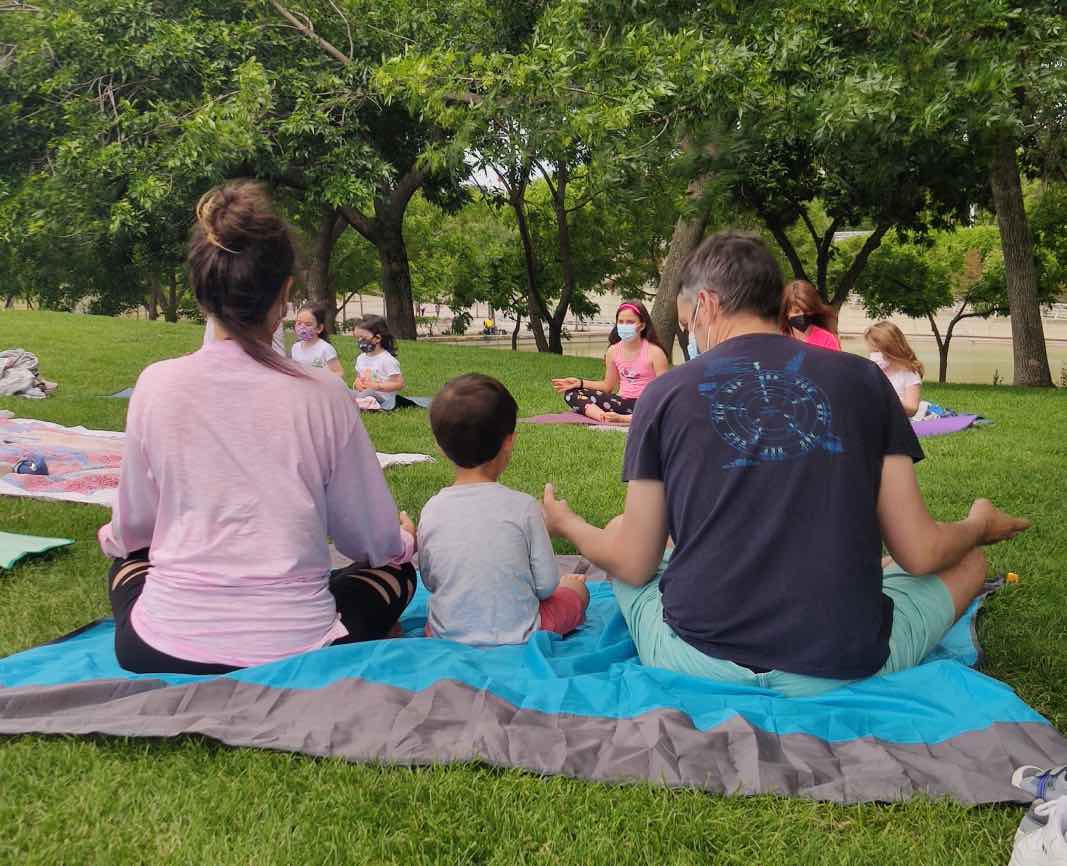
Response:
[443,332,1067,385]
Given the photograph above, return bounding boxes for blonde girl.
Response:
[865,322,926,418]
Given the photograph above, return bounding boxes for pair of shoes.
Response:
[1010,766,1067,865]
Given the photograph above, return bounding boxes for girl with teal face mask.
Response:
[550,300,671,425]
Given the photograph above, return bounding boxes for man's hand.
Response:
[542,483,576,538]
[969,498,1031,545]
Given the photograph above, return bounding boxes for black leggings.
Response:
[563,388,636,416]
[108,551,418,675]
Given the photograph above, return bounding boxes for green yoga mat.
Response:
[0,531,73,569]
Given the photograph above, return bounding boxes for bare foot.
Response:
[583,404,607,422]
[559,573,590,607]
[602,412,631,426]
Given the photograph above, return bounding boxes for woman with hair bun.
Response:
[98,181,417,674]
[780,280,841,351]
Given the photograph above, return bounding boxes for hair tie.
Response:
[202,230,237,255]
[195,193,238,255]
[205,231,238,255]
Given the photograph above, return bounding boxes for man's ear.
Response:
[703,290,722,321]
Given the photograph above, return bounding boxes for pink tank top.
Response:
[805,325,841,351]
[614,339,657,400]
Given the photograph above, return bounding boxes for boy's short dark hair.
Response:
[430,374,518,468]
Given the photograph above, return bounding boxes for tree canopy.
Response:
[1,0,1064,380]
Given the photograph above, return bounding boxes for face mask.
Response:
[616,323,639,342]
[869,351,890,370]
[358,340,376,354]
[686,296,703,360]
[295,324,317,342]
[788,314,810,333]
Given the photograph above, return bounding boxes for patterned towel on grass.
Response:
[0,417,431,508]
[0,572,1063,805]
[0,417,124,507]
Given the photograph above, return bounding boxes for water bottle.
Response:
[14,454,49,475]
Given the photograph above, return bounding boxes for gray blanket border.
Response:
[2,674,1064,804]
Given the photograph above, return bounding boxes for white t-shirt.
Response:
[883,367,926,419]
[291,339,338,370]
[355,351,402,411]
[885,367,922,401]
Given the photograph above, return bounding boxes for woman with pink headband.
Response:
[552,300,670,424]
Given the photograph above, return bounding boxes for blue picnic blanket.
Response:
[1,579,1064,803]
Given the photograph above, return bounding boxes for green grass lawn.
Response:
[0,309,1064,865]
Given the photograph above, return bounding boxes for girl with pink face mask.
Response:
[290,302,344,377]
[551,300,670,424]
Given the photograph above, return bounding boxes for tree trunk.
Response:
[511,312,522,351]
[925,313,949,383]
[146,284,160,321]
[525,299,548,352]
[375,218,417,340]
[989,132,1053,387]
[547,161,573,355]
[830,223,890,308]
[4,294,14,309]
[650,201,712,354]
[547,321,565,354]
[938,339,950,384]
[163,273,180,323]
[510,192,549,352]
[338,165,427,342]
[764,214,813,289]
[307,209,346,333]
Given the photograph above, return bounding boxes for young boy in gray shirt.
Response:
[418,374,589,646]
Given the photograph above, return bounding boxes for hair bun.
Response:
[195,182,280,255]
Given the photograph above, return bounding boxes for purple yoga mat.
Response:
[525,411,979,438]
[911,415,979,438]
[521,412,600,426]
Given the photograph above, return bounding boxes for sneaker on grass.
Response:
[1010,798,1067,866]
[1015,767,1067,802]
[1015,767,1067,840]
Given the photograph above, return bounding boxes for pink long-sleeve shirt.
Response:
[98,339,413,667]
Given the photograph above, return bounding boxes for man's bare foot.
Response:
[559,573,590,606]
[602,412,631,425]
[583,404,607,423]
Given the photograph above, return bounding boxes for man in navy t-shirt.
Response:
[543,231,1030,696]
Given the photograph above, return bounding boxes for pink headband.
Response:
[616,303,641,317]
